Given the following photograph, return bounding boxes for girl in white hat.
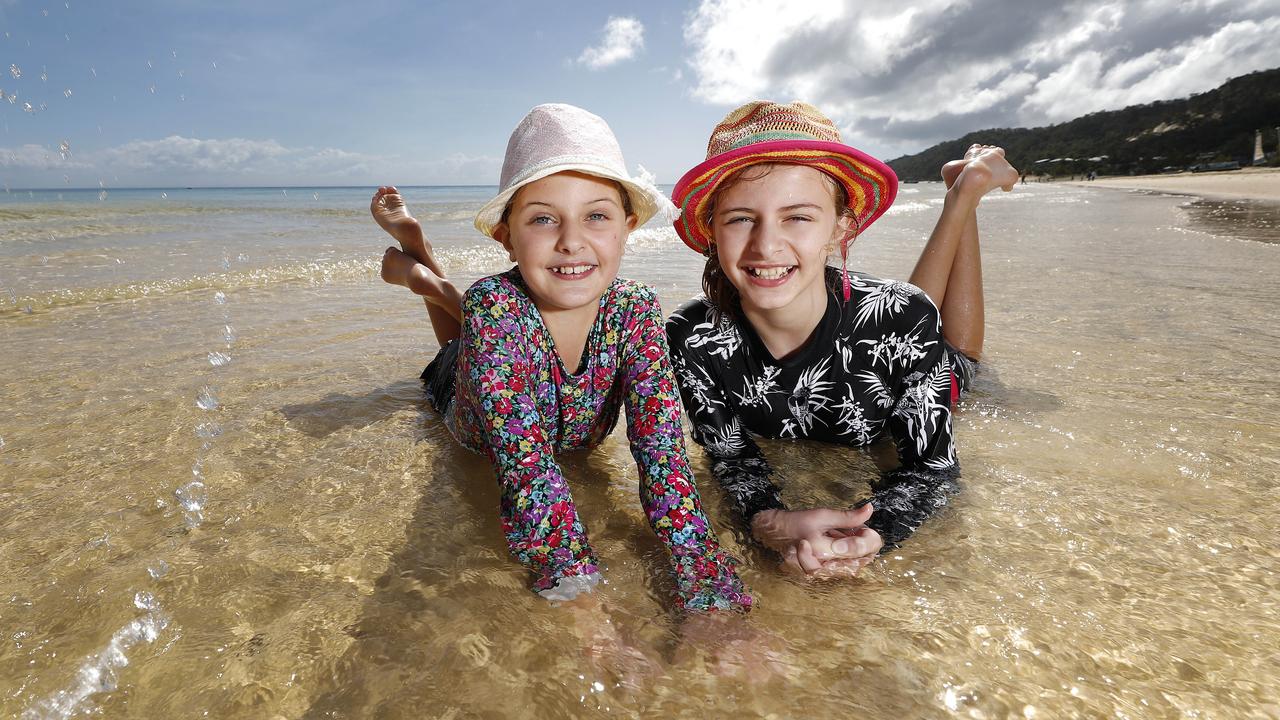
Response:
[372,104,751,612]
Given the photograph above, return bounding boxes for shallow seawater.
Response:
[2,183,1278,718]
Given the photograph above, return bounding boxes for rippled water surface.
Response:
[2,183,1278,718]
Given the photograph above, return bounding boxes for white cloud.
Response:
[682,0,1280,158]
[578,16,645,70]
[684,0,839,102]
[1022,17,1280,121]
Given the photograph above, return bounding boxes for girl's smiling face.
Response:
[711,164,846,317]
[495,171,636,317]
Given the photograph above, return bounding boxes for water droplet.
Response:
[207,351,231,367]
[9,65,20,79]
[0,436,5,450]
[40,68,48,82]
[281,189,288,197]
[312,192,319,200]
[22,102,34,113]
[147,561,169,579]
[175,480,207,513]
[171,50,177,59]
[177,69,184,79]
[98,189,108,201]
[195,422,221,440]
[213,291,227,305]
[133,592,158,612]
[148,83,156,94]
[89,67,97,78]
[146,59,153,69]
[41,9,49,16]
[223,325,236,343]
[236,253,248,262]
[63,88,72,98]
[195,386,219,410]
[58,139,71,159]
[160,192,167,199]
[211,60,217,69]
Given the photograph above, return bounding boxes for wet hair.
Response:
[701,163,858,322]
[498,177,634,226]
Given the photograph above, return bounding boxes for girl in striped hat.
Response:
[666,101,1018,578]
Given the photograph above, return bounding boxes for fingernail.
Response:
[831,540,848,554]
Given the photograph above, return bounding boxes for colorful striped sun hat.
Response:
[672,101,898,254]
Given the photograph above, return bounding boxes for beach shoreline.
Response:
[1064,166,1280,202]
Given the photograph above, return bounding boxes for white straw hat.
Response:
[473,103,673,238]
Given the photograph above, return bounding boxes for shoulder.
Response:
[843,271,941,335]
[608,276,658,305]
[462,269,526,316]
[665,295,716,341]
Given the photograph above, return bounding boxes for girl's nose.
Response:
[750,220,785,257]
[556,222,587,254]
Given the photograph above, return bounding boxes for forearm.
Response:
[864,465,961,546]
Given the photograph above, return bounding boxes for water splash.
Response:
[195,386,218,410]
[146,561,169,579]
[194,422,221,440]
[174,480,207,516]
[21,600,170,719]
[207,351,231,367]
[9,64,20,79]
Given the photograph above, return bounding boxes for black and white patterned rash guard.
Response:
[666,269,961,547]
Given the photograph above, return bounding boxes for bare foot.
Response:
[371,186,433,266]
[947,146,1019,199]
[941,144,1002,188]
[381,246,446,299]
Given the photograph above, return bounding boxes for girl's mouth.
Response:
[550,263,597,278]
[744,265,796,285]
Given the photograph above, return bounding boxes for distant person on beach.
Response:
[666,102,1018,578]
[372,104,750,612]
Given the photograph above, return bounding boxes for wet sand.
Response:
[1069,167,1280,201]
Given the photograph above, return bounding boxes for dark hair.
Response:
[701,163,858,322]
[499,177,634,226]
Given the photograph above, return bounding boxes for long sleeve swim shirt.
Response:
[449,268,751,611]
[666,271,961,547]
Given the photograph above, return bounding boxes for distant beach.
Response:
[1067,166,1280,201]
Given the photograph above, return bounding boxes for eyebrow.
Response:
[717,202,823,215]
[519,197,620,210]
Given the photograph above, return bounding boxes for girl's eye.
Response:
[531,215,556,225]
[587,211,608,222]
[725,216,753,225]
[786,215,813,222]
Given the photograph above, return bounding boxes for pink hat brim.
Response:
[671,139,898,254]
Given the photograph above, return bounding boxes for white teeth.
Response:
[552,264,593,275]
[748,266,793,279]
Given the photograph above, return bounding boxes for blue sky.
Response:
[2,0,1278,188]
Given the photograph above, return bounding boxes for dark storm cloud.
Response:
[686,0,1280,157]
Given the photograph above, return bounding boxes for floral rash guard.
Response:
[446,268,751,612]
[666,270,961,547]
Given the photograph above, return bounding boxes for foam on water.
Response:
[20,601,170,720]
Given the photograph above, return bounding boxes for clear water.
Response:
[2,183,1278,718]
